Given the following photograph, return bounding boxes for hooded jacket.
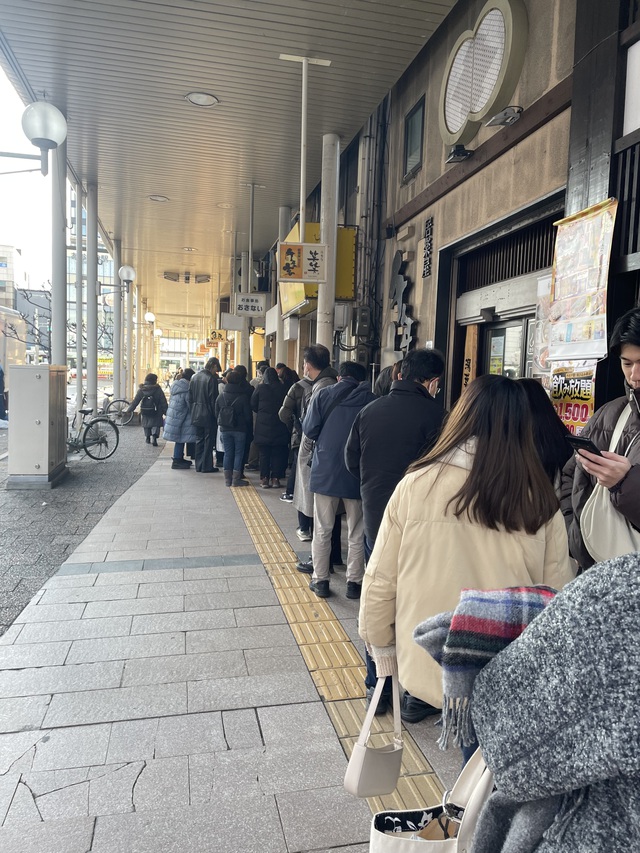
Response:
[162,378,198,443]
[560,387,640,568]
[359,443,574,706]
[345,379,444,541]
[128,382,167,429]
[471,552,640,853]
[303,377,376,499]
[279,377,313,449]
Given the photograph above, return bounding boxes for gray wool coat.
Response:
[471,552,640,853]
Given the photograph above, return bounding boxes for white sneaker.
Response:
[296,528,312,541]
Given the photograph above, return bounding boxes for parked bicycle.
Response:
[79,390,134,426]
[67,407,120,460]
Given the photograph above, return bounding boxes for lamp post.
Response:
[0,101,67,177]
[119,265,136,398]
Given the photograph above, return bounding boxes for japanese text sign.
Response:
[236,293,266,316]
[278,242,327,282]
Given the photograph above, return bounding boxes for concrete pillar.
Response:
[239,250,250,370]
[112,239,122,397]
[74,181,84,411]
[51,140,67,366]
[126,274,134,398]
[317,133,340,352]
[85,184,98,414]
[134,284,141,386]
[275,206,290,364]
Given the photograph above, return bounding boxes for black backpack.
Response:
[140,392,157,413]
[218,397,238,429]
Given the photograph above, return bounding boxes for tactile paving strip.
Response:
[231,485,443,810]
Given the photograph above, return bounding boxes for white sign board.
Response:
[236,293,266,316]
[220,312,245,331]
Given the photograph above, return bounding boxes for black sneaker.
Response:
[309,579,330,598]
[400,692,441,723]
[296,559,313,574]
[279,493,294,503]
[346,581,362,600]
[366,686,390,716]
[171,459,191,469]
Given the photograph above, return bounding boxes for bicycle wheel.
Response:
[106,398,134,426]
[82,417,120,460]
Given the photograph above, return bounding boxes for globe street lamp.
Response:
[0,101,68,176]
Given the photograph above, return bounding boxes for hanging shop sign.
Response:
[389,251,415,354]
[422,217,434,279]
[278,242,327,282]
[548,198,618,362]
[550,361,597,435]
[461,324,478,390]
[236,293,266,317]
[208,330,226,341]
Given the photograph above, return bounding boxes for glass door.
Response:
[483,320,531,378]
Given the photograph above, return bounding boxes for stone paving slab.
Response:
[83,595,184,619]
[233,604,287,626]
[43,682,188,728]
[40,584,139,605]
[0,641,71,669]
[184,589,280,610]
[276,785,371,852]
[0,660,124,698]
[66,632,185,664]
[187,671,318,713]
[0,815,95,853]
[185,624,296,654]
[129,608,236,635]
[13,616,133,644]
[0,695,51,734]
[122,649,246,687]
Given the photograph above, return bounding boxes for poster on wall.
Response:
[550,361,597,435]
[548,198,618,361]
[532,274,552,388]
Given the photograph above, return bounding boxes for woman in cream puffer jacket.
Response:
[359,375,575,710]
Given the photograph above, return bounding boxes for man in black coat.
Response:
[188,357,221,473]
[345,348,445,717]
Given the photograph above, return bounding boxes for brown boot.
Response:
[224,470,233,487]
[260,477,272,489]
[232,471,249,487]
[271,478,282,489]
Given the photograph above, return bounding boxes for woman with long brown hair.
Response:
[358,374,574,755]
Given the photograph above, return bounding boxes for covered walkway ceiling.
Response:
[0,0,456,329]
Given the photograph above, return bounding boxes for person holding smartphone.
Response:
[561,307,640,569]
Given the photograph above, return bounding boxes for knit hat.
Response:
[413,585,557,749]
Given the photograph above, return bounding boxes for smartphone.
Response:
[565,435,603,457]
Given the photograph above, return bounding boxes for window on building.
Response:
[403,97,425,180]
[624,40,640,136]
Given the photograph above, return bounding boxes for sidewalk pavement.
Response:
[0,444,459,852]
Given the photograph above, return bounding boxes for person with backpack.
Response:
[215,370,252,486]
[126,373,168,446]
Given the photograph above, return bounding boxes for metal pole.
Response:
[134,284,140,386]
[75,181,84,410]
[217,272,221,330]
[86,184,98,414]
[112,239,122,397]
[275,206,290,364]
[317,133,340,352]
[299,57,308,239]
[239,250,250,369]
[51,140,67,365]
[126,273,133,398]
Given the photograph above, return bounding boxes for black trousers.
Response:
[258,445,288,479]
[194,423,216,472]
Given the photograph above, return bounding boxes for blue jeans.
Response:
[221,430,246,472]
[173,441,185,460]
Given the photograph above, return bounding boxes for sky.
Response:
[0,68,52,288]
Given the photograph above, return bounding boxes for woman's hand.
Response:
[576,448,631,489]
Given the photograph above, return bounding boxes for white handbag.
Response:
[580,405,640,563]
[344,675,403,798]
[369,747,494,852]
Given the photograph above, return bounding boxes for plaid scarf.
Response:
[413,586,557,749]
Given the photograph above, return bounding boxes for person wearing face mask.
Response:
[561,307,640,570]
[345,348,445,719]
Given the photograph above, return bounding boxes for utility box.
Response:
[353,306,371,337]
[7,365,68,489]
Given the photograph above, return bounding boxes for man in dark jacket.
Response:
[302,361,375,600]
[188,357,220,473]
[561,307,640,568]
[345,347,444,718]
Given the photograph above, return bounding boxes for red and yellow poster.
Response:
[550,361,597,435]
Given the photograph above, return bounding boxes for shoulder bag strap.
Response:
[319,383,359,430]
[356,674,402,748]
[609,405,632,453]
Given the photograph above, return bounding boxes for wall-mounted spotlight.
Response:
[485,106,523,127]
[445,144,474,164]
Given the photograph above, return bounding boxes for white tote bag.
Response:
[580,406,640,563]
[344,675,403,798]
[369,747,494,852]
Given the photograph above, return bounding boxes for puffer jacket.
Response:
[293,366,338,517]
[279,377,313,449]
[471,552,640,853]
[303,378,377,499]
[162,379,198,443]
[128,382,167,429]
[560,386,640,568]
[215,381,252,433]
[359,442,574,707]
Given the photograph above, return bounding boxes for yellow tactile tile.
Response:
[367,773,444,812]
[263,561,300,576]
[311,665,367,700]
[325,697,395,738]
[280,600,336,623]
[300,641,364,671]
[289,620,349,645]
[269,572,309,590]
[274,586,319,605]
